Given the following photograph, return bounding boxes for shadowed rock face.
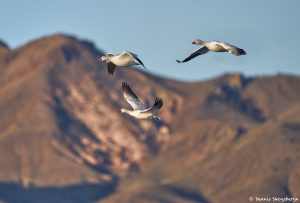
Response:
[0,181,117,203]
[205,82,266,122]
[0,34,300,203]
[0,40,10,68]
[0,40,9,50]
[0,34,181,187]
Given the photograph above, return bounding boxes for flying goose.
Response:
[176,39,246,63]
[99,51,146,75]
[121,82,163,120]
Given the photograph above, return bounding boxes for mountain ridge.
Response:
[0,34,299,203]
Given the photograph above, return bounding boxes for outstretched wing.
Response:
[107,62,116,75]
[176,46,209,63]
[124,51,146,70]
[142,97,163,113]
[122,82,145,110]
[216,42,246,56]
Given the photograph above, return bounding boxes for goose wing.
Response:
[215,42,246,56]
[176,46,209,63]
[141,97,163,113]
[107,62,116,75]
[122,82,145,110]
[124,51,147,70]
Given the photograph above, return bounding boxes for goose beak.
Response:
[192,41,196,44]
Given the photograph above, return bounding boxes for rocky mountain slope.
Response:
[0,34,299,203]
[104,74,300,203]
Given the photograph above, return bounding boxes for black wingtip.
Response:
[108,69,114,75]
[122,82,132,94]
[107,65,115,75]
[154,97,163,109]
[137,64,147,71]
[122,82,139,100]
[176,60,182,63]
[122,82,129,91]
[239,49,247,55]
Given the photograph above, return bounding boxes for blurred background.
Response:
[0,1,299,203]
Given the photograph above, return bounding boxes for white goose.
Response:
[100,51,146,75]
[177,39,246,63]
[120,82,163,120]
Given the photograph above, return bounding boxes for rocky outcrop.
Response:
[0,34,182,187]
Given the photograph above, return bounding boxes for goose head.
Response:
[99,53,115,62]
[192,39,204,45]
[99,56,107,62]
[120,108,128,113]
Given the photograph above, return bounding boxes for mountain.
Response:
[104,74,300,203]
[0,34,299,203]
[0,40,10,68]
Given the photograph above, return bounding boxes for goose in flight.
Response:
[100,51,146,75]
[121,82,163,120]
[176,39,246,63]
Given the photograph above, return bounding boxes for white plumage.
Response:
[100,51,146,75]
[120,82,163,120]
[177,38,246,63]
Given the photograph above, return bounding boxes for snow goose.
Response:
[120,82,163,120]
[99,51,146,75]
[176,39,246,63]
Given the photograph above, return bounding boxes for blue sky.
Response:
[1,0,300,81]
